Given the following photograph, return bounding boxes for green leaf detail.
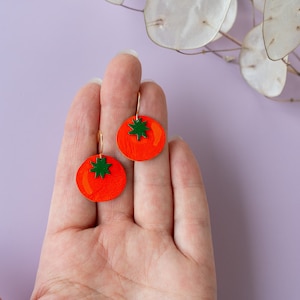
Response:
[128,117,150,141]
[90,157,112,178]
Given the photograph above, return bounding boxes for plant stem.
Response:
[219,31,243,47]
[177,47,241,55]
[121,4,144,12]
[292,51,300,62]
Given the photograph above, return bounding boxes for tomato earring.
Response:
[117,92,166,161]
[76,131,126,202]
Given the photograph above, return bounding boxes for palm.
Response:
[36,222,214,299]
[31,53,216,300]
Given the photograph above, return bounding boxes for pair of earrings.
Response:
[76,92,166,202]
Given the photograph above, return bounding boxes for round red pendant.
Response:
[76,154,126,202]
[117,115,166,161]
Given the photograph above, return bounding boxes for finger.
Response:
[98,52,142,224]
[47,82,101,233]
[170,138,215,264]
[133,82,173,233]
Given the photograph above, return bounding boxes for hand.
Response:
[31,52,216,300]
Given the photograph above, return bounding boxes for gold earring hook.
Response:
[135,92,141,120]
[97,130,103,158]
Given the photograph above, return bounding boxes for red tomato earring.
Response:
[76,131,126,202]
[117,92,166,161]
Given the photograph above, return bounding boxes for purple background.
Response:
[1,1,300,299]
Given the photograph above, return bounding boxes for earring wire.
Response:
[97,130,103,158]
[135,92,141,120]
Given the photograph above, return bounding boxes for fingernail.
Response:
[89,77,102,85]
[119,49,139,58]
[141,79,155,84]
[170,135,184,141]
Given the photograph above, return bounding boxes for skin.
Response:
[31,53,217,300]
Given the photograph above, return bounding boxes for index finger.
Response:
[46,82,101,233]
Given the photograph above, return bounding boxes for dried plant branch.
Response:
[106,0,300,100]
